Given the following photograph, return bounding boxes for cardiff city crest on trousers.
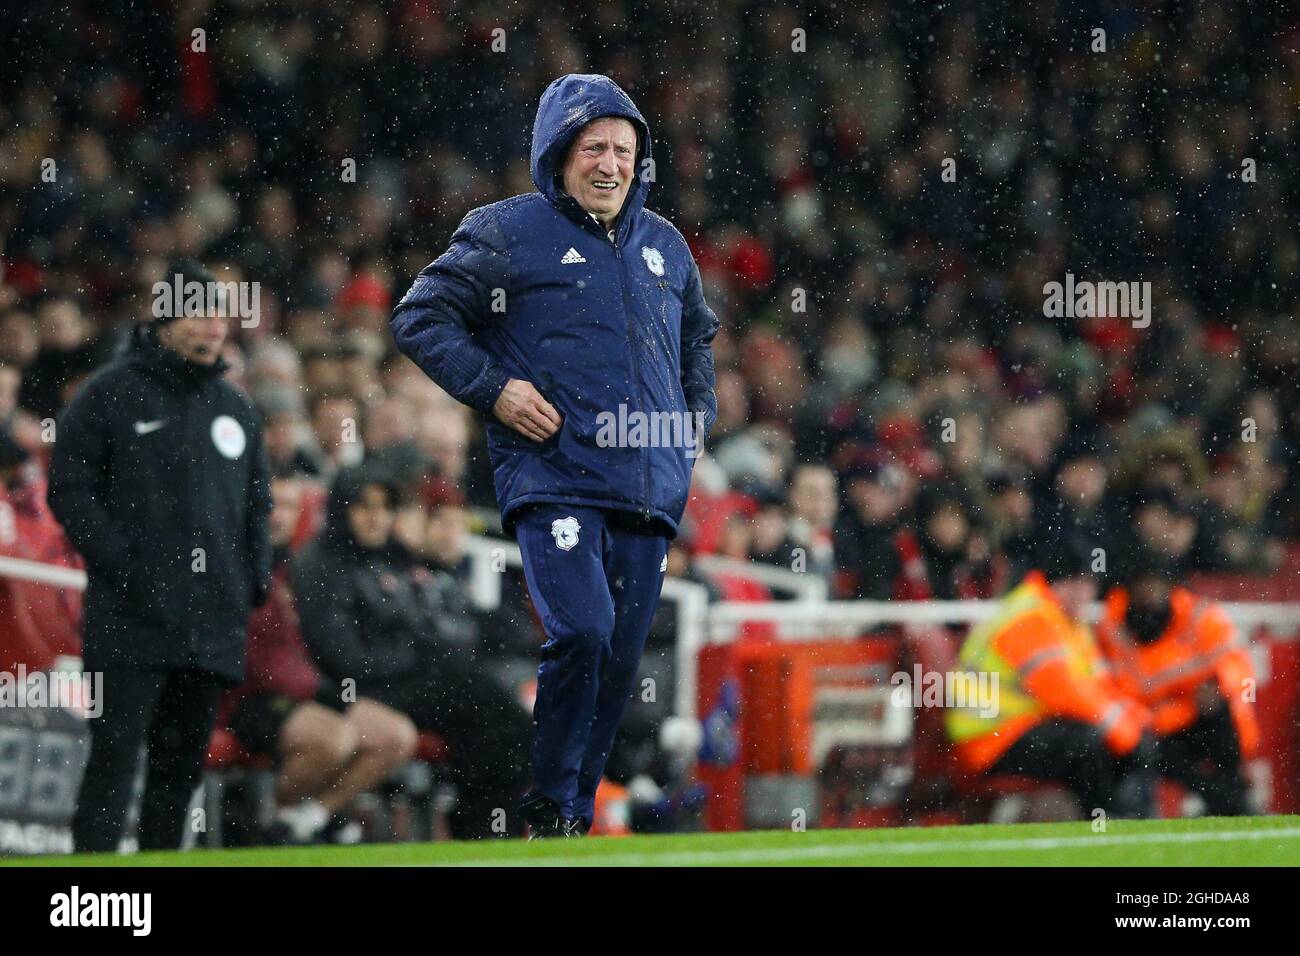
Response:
[551,516,581,551]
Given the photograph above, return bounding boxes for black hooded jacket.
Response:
[291,467,441,699]
[48,323,272,681]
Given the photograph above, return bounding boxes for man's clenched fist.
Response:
[493,378,563,442]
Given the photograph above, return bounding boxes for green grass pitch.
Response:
[5,815,1299,866]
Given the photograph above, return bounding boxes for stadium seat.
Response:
[205,727,273,772]
[199,728,275,848]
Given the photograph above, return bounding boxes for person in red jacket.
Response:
[221,475,417,844]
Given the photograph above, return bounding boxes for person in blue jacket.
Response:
[391,74,719,837]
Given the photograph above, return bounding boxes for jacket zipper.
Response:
[612,235,652,518]
[564,195,653,518]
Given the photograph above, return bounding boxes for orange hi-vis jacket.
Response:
[1096,587,1260,761]
[945,572,1149,774]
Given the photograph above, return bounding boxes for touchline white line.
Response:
[399,825,1300,867]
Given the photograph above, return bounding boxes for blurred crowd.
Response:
[2,0,1300,834]
[4,1,1299,604]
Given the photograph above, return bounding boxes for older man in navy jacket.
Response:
[392,74,718,837]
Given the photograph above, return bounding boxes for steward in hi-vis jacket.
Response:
[945,571,1156,817]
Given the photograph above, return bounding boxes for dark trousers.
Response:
[73,668,227,852]
[990,719,1158,818]
[1156,706,1251,816]
[379,652,534,840]
[514,505,669,825]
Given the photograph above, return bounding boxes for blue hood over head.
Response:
[530,74,653,233]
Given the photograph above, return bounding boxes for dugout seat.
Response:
[205,726,273,772]
[199,725,456,847]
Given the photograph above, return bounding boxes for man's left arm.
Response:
[680,257,719,440]
[245,415,273,607]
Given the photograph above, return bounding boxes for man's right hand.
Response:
[493,378,563,442]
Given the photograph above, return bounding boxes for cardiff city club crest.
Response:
[551,516,581,551]
[641,246,665,276]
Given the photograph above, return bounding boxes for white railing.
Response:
[425,540,1300,721]
[460,534,712,716]
[691,553,828,601]
[681,598,1300,722]
[0,555,87,590]
[704,598,1300,640]
[4,544,1299,726]
[462,535,516,610]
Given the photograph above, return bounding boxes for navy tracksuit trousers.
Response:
[514,504,669,825]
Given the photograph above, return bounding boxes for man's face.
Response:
[1051,576,1097,620]
[995,486,1033,525]
[313,397,358,455]
[425,504,467,563]
[1135,503,1197,560]
[268,478,303,547]
[719,514,752,559]
[751,506,787,552]
[789,466,837,528]
[364,398,413,451]
[848,474,901,523]
[393,501,428,554]
[0,313,38,365]
[1057,457,1106,509]
[38,300,88,350]
[158,313,228,365]
[347,484,394,550]
[926,503,969,553]
[1131,574,1171,611]
[421,412,468,481]
[264,413,300,462]
[560,117,637,228]
[0,366,19,418]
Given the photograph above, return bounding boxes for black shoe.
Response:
[260,821,298,847]
[566,817,590,837]
[519,794,571,840]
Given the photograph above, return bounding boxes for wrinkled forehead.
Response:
[570,116,638,151]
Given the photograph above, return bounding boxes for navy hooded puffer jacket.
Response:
[391,74,719,537]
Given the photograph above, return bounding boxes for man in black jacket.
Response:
[293,466,532,839]
[48,260,272,852]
